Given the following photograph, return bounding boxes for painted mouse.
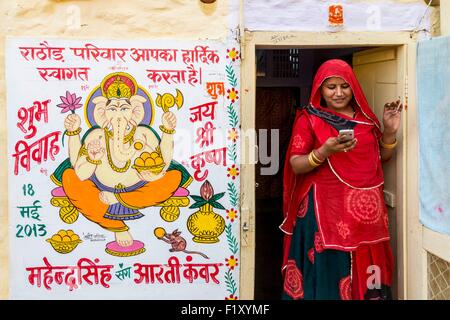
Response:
[160,229,209,259]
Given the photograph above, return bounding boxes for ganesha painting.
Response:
[50,72,192,257]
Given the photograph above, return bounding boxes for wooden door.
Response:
[353,47,406,299]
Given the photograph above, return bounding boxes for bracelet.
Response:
[65,128,82,136]
[380,138,398,149]
[159,125,175,134]
[311,149,326,163]
[86,156,102,165]
[78,145,88,157]
[308,152,322,168]
[308,151,322,168]
[315,149,326,162]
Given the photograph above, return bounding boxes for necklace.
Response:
[104,128,132,173]
[104,126,136,143]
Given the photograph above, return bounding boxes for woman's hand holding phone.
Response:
[319,130,357,157]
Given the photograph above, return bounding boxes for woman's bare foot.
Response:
[115,231,134,247]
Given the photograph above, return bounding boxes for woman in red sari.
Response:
[281,59,402,300]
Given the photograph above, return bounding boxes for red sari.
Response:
[281,59,394,299]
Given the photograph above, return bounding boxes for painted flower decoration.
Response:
[225,255,238,270]
[283,260,304,299]
[314,231,324,253]
[225,294,238,300]
[57,91,82,114]
[336,221,350,240]
[227,128,239,142]
[292,134,305,150]
[226,48,239,61]
[227,88,239,103]
[226,208,238,222]
[189,180,225,210]
[227,165,239,180]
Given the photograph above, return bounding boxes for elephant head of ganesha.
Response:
[92,73,147,163]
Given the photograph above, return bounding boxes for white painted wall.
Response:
[244,0,430,32]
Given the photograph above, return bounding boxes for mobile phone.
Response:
[338,129,354,142]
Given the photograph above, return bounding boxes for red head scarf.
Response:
[309,59,381,130]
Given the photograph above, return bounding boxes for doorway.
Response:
[253,47,401,299]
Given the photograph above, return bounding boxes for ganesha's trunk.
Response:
[111,117,135,163]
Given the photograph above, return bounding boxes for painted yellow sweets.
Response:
[70,234,80,241]
[132,149,165,174]
[46,229,82,254]
[134,157,145,167]
[51,234,63,242]
[150,152,159,159]
[144,157,156,166]
[141,152,151,160]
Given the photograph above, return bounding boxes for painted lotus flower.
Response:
[57,91,82,114]
[200,180,214,200]
[189,180,225,210]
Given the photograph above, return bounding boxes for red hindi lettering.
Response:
[19,41,66,61]
[190,152,208,182]
[205,147,227,166]
[37,67,90,81]
[12,131,61,175]
[195,121,215,148]
[133,263,164,284]
[206,82,225,100]
[164,256,181,283]
[187,64,202,86]
[16,99,50,139]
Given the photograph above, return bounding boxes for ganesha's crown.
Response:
[101,72,138,99]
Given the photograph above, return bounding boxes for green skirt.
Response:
[282,187,393,300]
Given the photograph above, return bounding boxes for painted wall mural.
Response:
[6,38,240,299]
